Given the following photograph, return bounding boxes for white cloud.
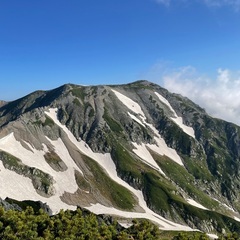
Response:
[217,68,230,83]
[204,0,240,9]
[154,0,240,11]
[160,66,240,126]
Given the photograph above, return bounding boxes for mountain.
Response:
[0,80,240,235]
[0,101,6,107]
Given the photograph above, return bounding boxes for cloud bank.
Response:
[154,0,240,11]
[161,66,240,126]
[204,0,240,9]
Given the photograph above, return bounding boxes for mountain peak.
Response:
[0,81,240,234]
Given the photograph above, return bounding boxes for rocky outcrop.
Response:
[0,151,55,197]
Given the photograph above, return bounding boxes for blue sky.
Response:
[1,0,240,124]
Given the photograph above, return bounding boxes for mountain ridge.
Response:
[0,80,240,234]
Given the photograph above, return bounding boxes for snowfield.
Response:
[186,199,208,210]
[128,112,145,127]
[154,92,195,139]
[132,142,165,175]
[234,216,240,222]
[207,234,219,239]
[0,155,76,213]
[0,133,79,196]
[145,122,183,166]
[112,89,184,167]
[0,132,78,213]
[111,89,145,117]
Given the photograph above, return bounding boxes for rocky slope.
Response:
[0,80,240,235]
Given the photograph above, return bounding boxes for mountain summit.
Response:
[0,80,240,234]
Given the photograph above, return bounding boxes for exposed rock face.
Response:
[0,80,240,233]
[0,198,22,211]
[0,198,52,215]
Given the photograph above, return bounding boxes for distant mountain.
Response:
[0,80,240,235]
[0,101,6,107]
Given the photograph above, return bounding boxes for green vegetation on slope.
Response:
[143,171,177,213]
[33,116,55,127]
[111,143,143,183]
[70,87,86,101]
[111,143,188,214]
[160,231,210,240]
[84,102,95,118]
[74,170,91,192]
[81,154,136,210]
[110,143,240,233]
[151,151,240,233]
[73,98,81,106]
[111,143,187,217]
[44,151,67,172]
[2,205,233,240]
[0,206,162,240]
[42,116,55,127]
[103,108,123,133]
[151,152,217,210]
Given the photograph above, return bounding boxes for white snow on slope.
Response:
[46,108,195,231]
[145,122,183,166]
[111,89,145,117]
[207,233,218,239]
[222,203,235,212]
[132,142,165,175]
[213,198,237,214]
[112,89,183,166]
[234,216,240,222]
[0,132,79,213]
[186,199,208,210]
[0,159,76,213]
[128,112,145,127]
[154,92,195,138]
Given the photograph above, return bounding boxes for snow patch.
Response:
[0,161,76,213]
[111,89,145,117]
[207,233,218,239]
[129,116,184,166]
[118,221,133,228]
[154,92,195,138]
[128,112,145,126]
[186,199,208,210]
[0,132,80,213]
[145,123,183,166]
[132,142,165,175]
[222,203,235,212]
[234,216,240,222]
